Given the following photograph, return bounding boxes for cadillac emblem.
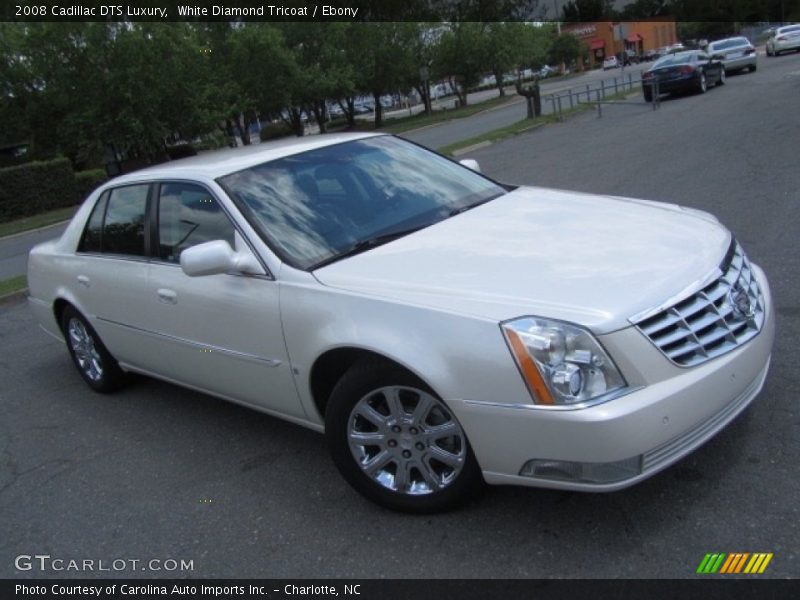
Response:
[729,282,755,319]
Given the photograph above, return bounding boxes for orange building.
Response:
[564,19,678,68]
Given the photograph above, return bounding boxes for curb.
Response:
[0,288,28,308]
[452,141,493,157]
[0,219,70,242]
[445,122,546,156]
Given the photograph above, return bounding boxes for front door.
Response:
[145,181,303,419]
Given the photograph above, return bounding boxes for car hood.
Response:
[313,186,731,333]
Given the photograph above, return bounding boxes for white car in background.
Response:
[602,56,619,70]
[708,37,758,73]
[766,24,800,56]
[28,133,774,512]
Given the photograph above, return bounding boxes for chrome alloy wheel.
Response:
[347,386,466,495]
[67,317,103,382]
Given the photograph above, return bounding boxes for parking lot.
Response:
[1,52,799,579]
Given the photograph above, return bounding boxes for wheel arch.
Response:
[309,346,438,421]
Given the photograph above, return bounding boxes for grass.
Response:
[437,119,545,156]
[438,88,640,156]
[0,275,27,297]
[0,206,77,238]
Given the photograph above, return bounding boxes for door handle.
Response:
[157,288,177,304]
[77,275,90,287]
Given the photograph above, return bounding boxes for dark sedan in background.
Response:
[642,51,726,102]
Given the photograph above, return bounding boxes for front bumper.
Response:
[450,264,774,491]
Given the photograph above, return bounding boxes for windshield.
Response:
[217,136,506,270]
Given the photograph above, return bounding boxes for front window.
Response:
[156,182,235,263]
[218,136,506,270]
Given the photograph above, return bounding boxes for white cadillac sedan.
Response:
[28,133,774,512]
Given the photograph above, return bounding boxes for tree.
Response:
[277,22,353,135]
[433,22,488,107]
[561,0,615,21]
[485,23,524,97]
[548,33,584,70]
[345,22,419,128]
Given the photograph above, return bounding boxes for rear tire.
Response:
[697,73,707,94]
[61,306,127,393]
[325,359,484,513]
[717,69,726,86]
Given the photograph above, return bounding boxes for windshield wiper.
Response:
[448,192,504,217]
[311,226,425,270]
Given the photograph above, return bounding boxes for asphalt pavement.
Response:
[1,52,799,579]
[402,66,645,150]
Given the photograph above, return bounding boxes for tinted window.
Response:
[709,38,748,51]
[103,185,149,256]
[78,192,108,253]
[157,182,235,263]
[653,52,695,68]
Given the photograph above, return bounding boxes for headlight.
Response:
[501,317,627,407]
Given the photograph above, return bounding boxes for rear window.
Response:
[709,38,749,51]
[779,25,800,34]
[100,185,149,256]
[653,52,695,68]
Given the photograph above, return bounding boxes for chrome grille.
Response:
[634,242,764,367]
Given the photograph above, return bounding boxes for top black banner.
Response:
[2,0,796,22]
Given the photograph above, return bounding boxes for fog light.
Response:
[519,456,642,484]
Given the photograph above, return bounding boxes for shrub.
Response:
[74,169,108,203]
[165,144,197,160]
[0,158,77,222]
[260,122,294,141]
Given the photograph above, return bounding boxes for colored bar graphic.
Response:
[759,553,773,574]
[719,554,736,574]
[698,552,773,574]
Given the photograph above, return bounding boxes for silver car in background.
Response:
[766,24,800,56]
[708,37,757,73]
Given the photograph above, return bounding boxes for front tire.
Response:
[325,359,484,512]
[61,306,127,393]
[717,69,726,86]
[643,86,653,103]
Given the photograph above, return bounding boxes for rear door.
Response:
[73,183,165,373]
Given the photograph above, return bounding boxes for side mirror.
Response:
[459,158,481,173]
[180,240,263,277]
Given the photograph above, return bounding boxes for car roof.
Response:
[109,132,384,184]
[778,24,800,32]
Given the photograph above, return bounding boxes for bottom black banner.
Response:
[3,579,799,600]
